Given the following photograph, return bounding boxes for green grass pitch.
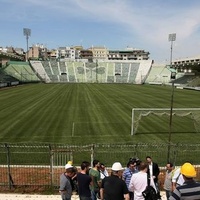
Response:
[0,83,199,144]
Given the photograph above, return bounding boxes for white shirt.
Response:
[129,171,156,200]
[100,169,109,179]
[148,162,153,177]
[172,168,184,186]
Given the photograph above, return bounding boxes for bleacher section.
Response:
[41,61,58,82]
[74,61,86,82]
[97,62,107,83]
[29,60,153,84]
[30,61,50,83]
[145,64,171,84]
[0,68,19,87]
[173,74,196,85]
[2,60,199,88]
[128,63,140,83]
[3,61,40,82]
[49,60,60,82]
[59,62,68,82]
[85,62,97,83]
[187,76,200,87]
[66,62,76,82]
[106,62,115,83]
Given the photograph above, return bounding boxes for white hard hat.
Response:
[65,163,73,169]
[111,162,123,171]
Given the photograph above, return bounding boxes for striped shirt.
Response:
[123,168,138,190]
[169,180,200,200]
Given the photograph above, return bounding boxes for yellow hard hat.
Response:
[67,161,73,165]
[181,162,196,178]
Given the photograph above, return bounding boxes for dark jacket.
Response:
[147,162,160,183]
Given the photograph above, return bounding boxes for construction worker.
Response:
[100,162,129,200]
[169,162,200,200]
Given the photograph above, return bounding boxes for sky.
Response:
[0,0,200,63]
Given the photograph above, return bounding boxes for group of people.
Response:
[164,161,200,200]
[59,160,109,200]
[125,156,161,200]
[59,157,200,200]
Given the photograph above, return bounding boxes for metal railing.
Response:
[0,143,200,192]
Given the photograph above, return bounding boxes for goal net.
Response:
[131,108,200,135]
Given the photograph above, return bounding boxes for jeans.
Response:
[60,193,71,200]
[80,196,92,200]
[91,190,98,200]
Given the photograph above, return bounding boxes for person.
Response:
[169,162,200,200]
[77,161,92,200]
[100,163,109,179]
[164,162,174,200]
[129,162,156,200]
[89,159,101,200]
[100,162,129,200]
[123,159,138,200]
[171,167,185,191]
[65,161,78,193]
[59,163,76,200]
[146,156,161,198]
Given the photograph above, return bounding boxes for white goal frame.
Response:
[131,108,200,135]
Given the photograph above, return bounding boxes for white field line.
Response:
[72,122,75,137]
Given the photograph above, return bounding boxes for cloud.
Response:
[0,0,200,61]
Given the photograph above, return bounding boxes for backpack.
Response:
[142,174,158,200]
[142,185,157,200]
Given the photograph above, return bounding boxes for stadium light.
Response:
[167,33,176,162]
[23,28,31,62]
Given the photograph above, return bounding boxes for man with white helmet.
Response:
[59,163,76,200]
[100,162,129,200]
[169,162,200,200]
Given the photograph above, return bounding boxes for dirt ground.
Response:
[0,192,167,200]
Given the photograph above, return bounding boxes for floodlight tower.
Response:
[23,28,31,61]
[167,33,176,162]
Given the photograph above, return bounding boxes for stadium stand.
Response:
[50,60,59,75]
[135,60,153,84]
[187,76,200,87]
[173,74,196,85]
[114,62,129,83]
[59,61,68,82]
[121,63,129,83]
[105,62,114,83]
[0,68,19,87]
[66,62,76,82]
[74,61,85,82]
[30,60,50,82]
[3,61,40,82]
[145,64,171,85]
[115,62,122,83]
[85,62,97,83]
[128,63,140,83]
[29,60,153,84]
[42,61,59,82]
[42,61,52,75]
[97,62,107,83]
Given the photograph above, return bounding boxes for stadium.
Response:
[0,51,200,192]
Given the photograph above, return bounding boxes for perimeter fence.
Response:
[0,143,200,192]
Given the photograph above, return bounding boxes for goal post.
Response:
[131,108,200,135]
